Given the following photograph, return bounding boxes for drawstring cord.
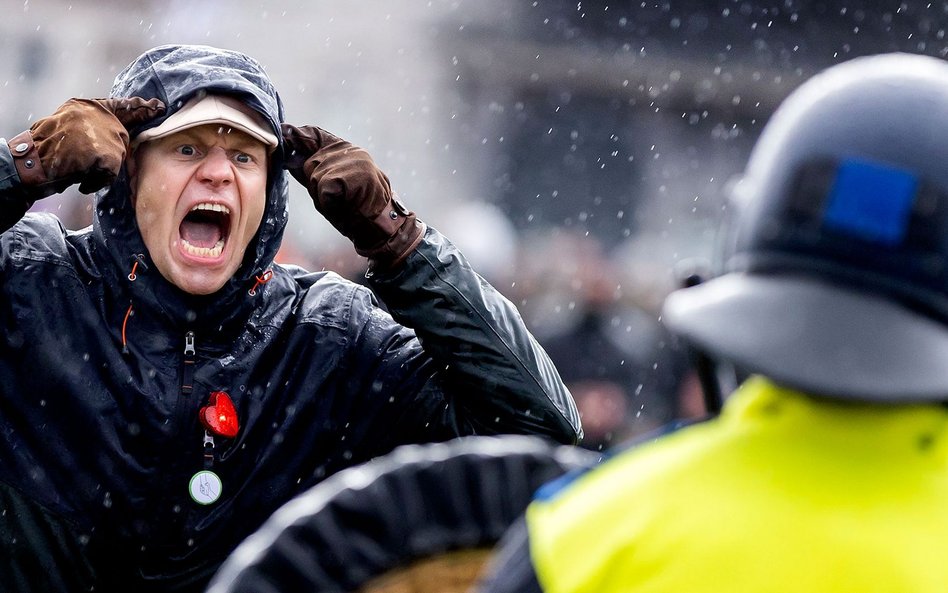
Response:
[248,269,273,296]
[122,303,133,352]
[121,259,272,350]
[122,255,147,352]
[128,253,148,281]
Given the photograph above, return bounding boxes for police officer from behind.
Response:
[478,52,948,593]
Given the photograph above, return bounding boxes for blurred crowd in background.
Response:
[3,0,945,450]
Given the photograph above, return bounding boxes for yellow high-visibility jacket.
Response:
[526,377,948,593]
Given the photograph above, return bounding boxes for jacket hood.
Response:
[97,44,289,335]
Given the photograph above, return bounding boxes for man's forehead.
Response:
[161,124,269,151]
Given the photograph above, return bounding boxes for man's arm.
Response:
[0,143,34,233]
[369,226,581,444]
[0,98,164,234]
[282,124,581,445]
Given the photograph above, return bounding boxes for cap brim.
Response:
[133,94,278,149]
[662,273,948,402]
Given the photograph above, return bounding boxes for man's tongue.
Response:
[181,219,222,248]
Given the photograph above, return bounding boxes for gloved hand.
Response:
[282,124,425,270]
[7,97,165,200]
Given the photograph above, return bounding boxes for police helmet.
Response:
[663,53,948,402]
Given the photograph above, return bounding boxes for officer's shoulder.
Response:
[535,417,716,503]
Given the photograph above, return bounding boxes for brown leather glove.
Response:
[282,124,425,270]
[7,97,165,200]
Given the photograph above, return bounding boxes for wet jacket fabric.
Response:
[0,44,580,592]
[482,377,948,593]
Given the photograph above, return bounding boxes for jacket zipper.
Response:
[148,330,199,555]
[182,331,196,395]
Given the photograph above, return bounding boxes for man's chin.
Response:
[167,268,231,296]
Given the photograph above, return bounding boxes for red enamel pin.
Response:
[200,391,239,438]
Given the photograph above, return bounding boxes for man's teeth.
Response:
[182,239,225,258]
[191,203,231,214]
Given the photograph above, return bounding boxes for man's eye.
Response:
[178,145,196,156]
[235,153,252,164]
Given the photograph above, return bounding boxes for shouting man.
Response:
[0,44,580,592]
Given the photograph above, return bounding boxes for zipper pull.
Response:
[202,430,216,468]
[182,331,196,395]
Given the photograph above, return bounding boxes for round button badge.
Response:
[189,470,222,505]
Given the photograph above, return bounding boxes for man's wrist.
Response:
[7,131,46,189]
[361,217,426,272]
[0,139,37,231]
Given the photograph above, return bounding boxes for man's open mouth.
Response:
[180,203,231,258]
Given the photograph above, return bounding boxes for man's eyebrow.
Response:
[172,126,267,153]
[215,127,268,151]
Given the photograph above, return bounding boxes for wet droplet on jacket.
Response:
[102,492,112,508]
[6,331,24,348]
[917,433,935,451]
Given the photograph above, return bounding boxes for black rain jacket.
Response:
[0,44,580,592]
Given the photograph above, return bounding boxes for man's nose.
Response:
[197,147,234,185]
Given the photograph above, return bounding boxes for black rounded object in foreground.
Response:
[206,435,600,593]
